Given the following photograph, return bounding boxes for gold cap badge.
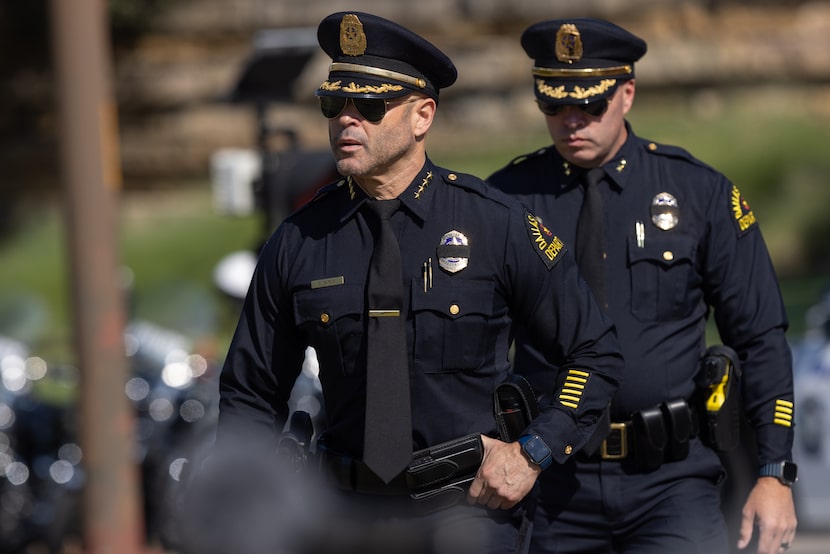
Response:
[555,23,582,63]
[340,14,367,56]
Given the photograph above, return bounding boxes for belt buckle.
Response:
[601,422,628,460]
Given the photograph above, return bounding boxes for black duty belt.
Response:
[584,398,697,471]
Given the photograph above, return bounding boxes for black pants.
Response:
[530,439,729,554]
[316,491,534,554]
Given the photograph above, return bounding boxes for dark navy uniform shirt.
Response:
[217,158,623,465]
[487,123,794,464]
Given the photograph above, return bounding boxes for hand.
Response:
[737,477,797,554]
[466,435,541,510]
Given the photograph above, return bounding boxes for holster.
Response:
[276,410,315,473]
[493,374,540,442]
[694,345,742,452]
[405,434,483,512]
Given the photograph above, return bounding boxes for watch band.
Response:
[759,461,798,486]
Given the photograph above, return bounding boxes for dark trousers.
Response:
[530,439,729,554]
[317,493,534,554]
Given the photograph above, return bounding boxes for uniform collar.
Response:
[338,159,436,224]
[555,120,639,193]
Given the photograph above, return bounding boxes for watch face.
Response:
[782,461,798,484]
[524,436,551,463]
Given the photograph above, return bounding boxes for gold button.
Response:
[648,143,657,151]
[663,251,674,261]
[448,173,458,181]
[564,445,573,455]
[320,313,330,323]
[449,304,460,315]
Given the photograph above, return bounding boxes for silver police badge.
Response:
[650,192,680,230]
[437,230,469,273]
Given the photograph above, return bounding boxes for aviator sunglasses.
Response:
[319,95,416,123]
[536,96,611,118]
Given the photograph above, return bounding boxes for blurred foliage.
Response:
[1,85,829,364]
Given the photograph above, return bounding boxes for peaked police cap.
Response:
[317,12,457,100]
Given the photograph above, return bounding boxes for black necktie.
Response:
[575,167,607,309]
[362,199,412,483]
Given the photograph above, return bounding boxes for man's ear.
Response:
[412,96,436,138]
[621,79,636,114]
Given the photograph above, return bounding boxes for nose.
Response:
[560,106,587,128]
[339,98,363,120]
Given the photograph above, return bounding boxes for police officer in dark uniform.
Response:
[487,18,797,554]
[215,12,623,554]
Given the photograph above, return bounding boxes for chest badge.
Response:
[650,192,680,230]
[437,230,470,273]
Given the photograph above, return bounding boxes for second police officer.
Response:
[487,17,797,554]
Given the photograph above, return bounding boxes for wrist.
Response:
[759,461,798,487]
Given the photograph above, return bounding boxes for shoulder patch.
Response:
[524,210,566,270]
[729,184,757,235]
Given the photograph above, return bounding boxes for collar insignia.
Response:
[414,171,433,199]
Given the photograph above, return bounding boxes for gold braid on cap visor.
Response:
[327,62,427,89]
[532,64,633,78]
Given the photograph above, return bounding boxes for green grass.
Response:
[2,91,829,363]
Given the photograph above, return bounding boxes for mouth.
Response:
[562,134,588,148]
[335,134,363,154]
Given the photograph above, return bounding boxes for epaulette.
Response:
[486,146,552,182]
[309,178,347,202]
[507,146,551,167]
[288,178,346,218]
[437,169,488,195]
[641,140,713,171]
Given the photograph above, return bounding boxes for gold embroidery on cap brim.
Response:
[536,78,617,100]
[319,81,405,94]
[340,14,367,56]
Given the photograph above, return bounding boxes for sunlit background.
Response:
[1,0,830,552]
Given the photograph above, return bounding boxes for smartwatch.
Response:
[759,461,798,486]
[518,434,553,470]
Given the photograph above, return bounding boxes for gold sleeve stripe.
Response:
[559,369,589,410]
[774,399,794,427]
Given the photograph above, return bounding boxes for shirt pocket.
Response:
[628,234,697,322]
[293,284,364,376]
[411,280,495,373]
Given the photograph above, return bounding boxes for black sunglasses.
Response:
[536,97,610,118]
[319,96,413,123]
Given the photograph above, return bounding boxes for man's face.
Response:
[543,79,635,169]
[326,95,424,179]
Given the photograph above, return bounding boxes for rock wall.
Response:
[10,0,830,185]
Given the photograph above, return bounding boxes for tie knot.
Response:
[583,167,605,189]
[365,198,401,221]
